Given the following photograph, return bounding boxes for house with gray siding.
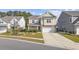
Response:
[57,11,79,35]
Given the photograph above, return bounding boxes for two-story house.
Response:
[28,15,41,31]
[28,12,56,33]
[0,16,25,33]
[57,11,79,35]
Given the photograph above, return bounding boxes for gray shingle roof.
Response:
[44,12,56,17]
[63,11,79,16]
[29,15,40,19]
[29,12,56,19]
[1,16,22,23]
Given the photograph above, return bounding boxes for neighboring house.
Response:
[0,16,25,33]
[28,15,41,31]
[28,12,56,33]
[57,11,79,35]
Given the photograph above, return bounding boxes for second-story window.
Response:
[69,17,72,22]
[32,20,39,24]
[0,21,3,24]
[32,20,34,23]
[47,19,51,23]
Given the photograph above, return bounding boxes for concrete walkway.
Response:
[43,33,79,49]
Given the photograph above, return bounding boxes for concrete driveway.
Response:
[43,33,79,49]
[0,37,65,50]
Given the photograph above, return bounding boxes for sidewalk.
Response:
[43,33,79,49]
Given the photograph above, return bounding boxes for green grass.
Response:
[21,32,43,38]
[0,32,43,38]
[59,32,79,42]
[0,32,44,43]
[0,35,44,43]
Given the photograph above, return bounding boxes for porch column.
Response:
[28,26,29,30]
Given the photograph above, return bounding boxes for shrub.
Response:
[27,30,32,32]
[32,30,37,32]
[27,29,38,33]
[20,29,25,32]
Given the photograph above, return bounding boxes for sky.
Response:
[0,9,78,18]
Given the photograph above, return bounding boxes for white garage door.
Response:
[42,27,52,33]
[76,27,79,35]
[0,27,7,33]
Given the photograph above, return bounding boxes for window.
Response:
[0,20,3,24]
[0,22,3,24]
[32,20,34,23]
[69,17,72,22]
[34,20,39,23]
[47,19,51,23]
[32,20,39,24]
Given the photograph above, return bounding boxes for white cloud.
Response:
[64,9,79,11]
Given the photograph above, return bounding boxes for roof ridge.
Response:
[63,11,79,16]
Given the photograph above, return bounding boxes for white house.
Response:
[0,16,25,33]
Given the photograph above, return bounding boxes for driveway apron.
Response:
[43,33,79,49]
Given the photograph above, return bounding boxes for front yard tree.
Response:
[11,17,19,35]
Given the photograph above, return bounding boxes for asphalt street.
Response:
[0,37,66,50]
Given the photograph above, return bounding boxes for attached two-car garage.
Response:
[42,26,56,33]
[0,26,7,33]
[0,24,7,33]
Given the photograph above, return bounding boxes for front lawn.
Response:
[18,32,43,38]
[0,32,44,43]
[59,32,79,42]
[1,32,43,38]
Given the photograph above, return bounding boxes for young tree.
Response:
[11,17,19,35]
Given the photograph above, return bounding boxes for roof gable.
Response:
[41,12,56,17]
[63,11,79,16]
[1,16,23,23]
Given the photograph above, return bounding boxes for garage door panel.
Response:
[76,28,79,35]
[42,27,52,33]
[0,26,7,33]
[42,26,56,33]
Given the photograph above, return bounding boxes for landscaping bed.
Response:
[59,32,79,43]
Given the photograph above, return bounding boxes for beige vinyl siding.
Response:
[41,18,56,26]
[29,19,33,24]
